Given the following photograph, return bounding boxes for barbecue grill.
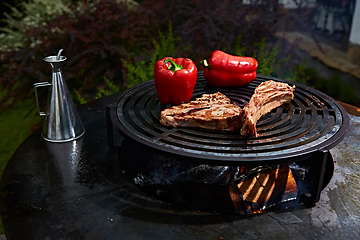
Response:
[109,72,349,212]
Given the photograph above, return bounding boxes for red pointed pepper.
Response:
[154,57,197,105]
[201,50,258,87]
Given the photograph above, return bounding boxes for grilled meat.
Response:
[160,92,243,131]
[241,80,295,137]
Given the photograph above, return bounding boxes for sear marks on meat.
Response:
[240,80,295,137]
[160,92,244,131]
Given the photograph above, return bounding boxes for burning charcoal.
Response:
[230,165,298,214]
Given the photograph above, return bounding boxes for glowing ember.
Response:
[229,165,298,214]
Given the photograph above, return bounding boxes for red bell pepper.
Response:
[201,50,258,87]
[154,57,197,105]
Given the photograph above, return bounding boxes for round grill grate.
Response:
[111,73,349,165]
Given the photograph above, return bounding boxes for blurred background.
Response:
[0,0,359,235]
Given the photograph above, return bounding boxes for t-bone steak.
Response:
[240,80,295,137]
[159,92,244,131]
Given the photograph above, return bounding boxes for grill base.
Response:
[117,138,334,213]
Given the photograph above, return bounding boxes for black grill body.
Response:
[109,73,349,211]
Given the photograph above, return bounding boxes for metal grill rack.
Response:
[111,73,349,166]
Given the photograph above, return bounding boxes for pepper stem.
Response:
[200,59,209,68]
[164,59,183,72]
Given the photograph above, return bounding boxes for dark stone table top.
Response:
[1,93,360,240]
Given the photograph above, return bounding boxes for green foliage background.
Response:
[0,0,73,50]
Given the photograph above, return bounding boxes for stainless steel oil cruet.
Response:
[34,49,85,142]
